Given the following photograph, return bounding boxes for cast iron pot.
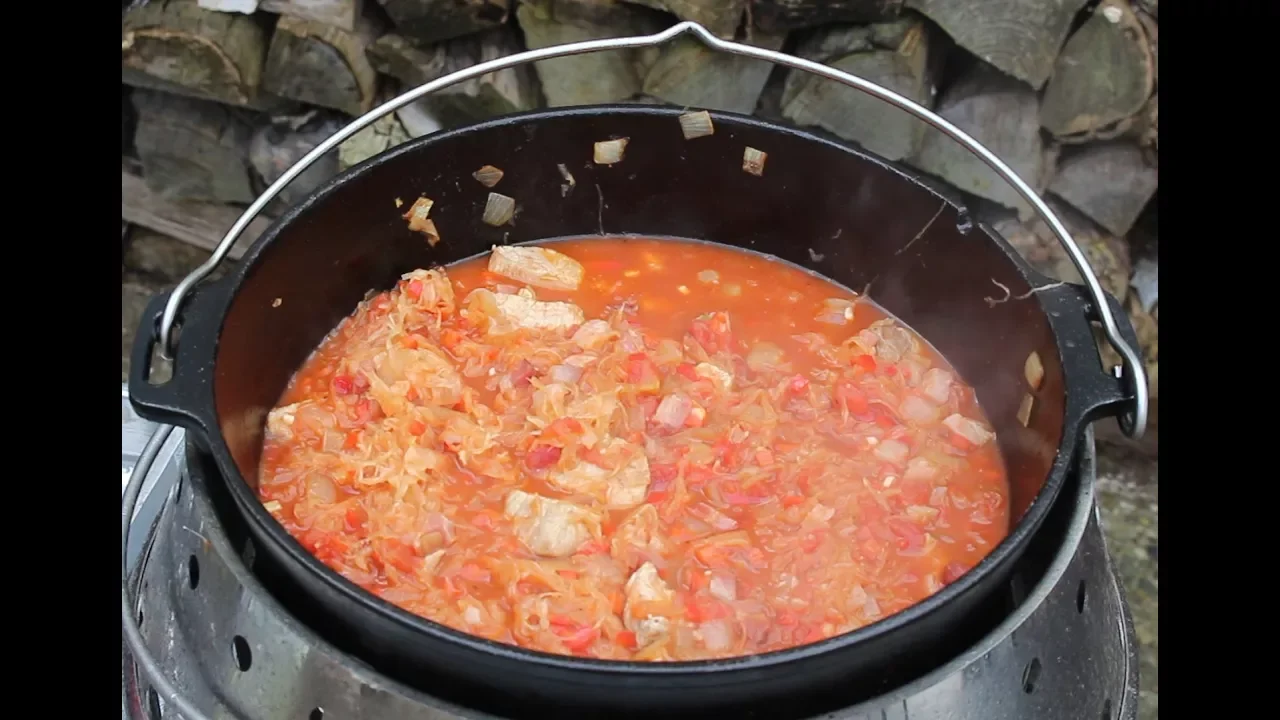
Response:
[129,105,1141,718]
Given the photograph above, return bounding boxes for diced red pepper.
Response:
[458,563,491,584]
[836,382,869,414]
[690,312,734,354]
[333,374,354,395]
[853,354,877,372]
[676,362,698,381]
[526,444,562,470]
[375,538,419,574]
[344,506,367,532]
[559,625,599,653]
[801,532,825,553]
[406,279,424,299]
[787,375,809,394]
[408,420,427,436]
[942,561,970,585]
[781,493,805,507]
[886,517,926,552]
[343,430,361,449]
[616,630,638,650]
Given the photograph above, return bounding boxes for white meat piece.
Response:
[624,562,677,647]
[549,437,651,509]
[503,490,600,557]
[694,362,733,391]
[487,245,585,291]
[265,401,301,440]
[920,368,954,404]
[570,319,617,351]
[904,457,938,482]
[467,288,585,336]
[862,321,917,363]
[942,414,996,447]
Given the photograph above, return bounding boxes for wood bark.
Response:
[751,0,901,33]
[261,0,362,30]
[337,90,413,169]
[249,110,346,209]
[1040,0,1155,142]
[516,3,662,106]
[121,169,267,260]
[1047,141,1157,237]
[122,0,278,109]
[621,0,744,38]
[906,0,1089,89]
[375,0,511,45]
[782,18,934,161]
[366,28,541,126]
[642,29,785,114]
[263,12,384,116]
[131,88,257,204]
[910,63,1050,219]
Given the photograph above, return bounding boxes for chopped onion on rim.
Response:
[678,110,715,139]
[472,165,504,187]
[594,138,629,165]
[482,192,516,227]
[742,146,767,176]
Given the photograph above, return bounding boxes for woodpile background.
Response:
[121,0,1158,449]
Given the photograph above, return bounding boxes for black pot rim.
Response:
[206,104,1076,679]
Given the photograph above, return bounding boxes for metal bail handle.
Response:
[152,20,1148,439]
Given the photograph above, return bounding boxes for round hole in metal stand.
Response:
[1076,579,1087,613]
[188,555,200,590]
[138,608,144,625]
[147,687,162,717]
[1101,698,1113,719]
[1021,657,1042,694]
[232,635,253,671]
[310,708,325,720]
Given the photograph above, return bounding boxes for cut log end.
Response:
[517,3,659,107]
[375,0,511,45]
[781,18,934,161]
[1048,141,1157,237]
[264,14,383,116]
[643,30,786,115]
[751,0,902,33]
[131,89,256,205]
[906,0,1089,89]
[1040,0,1155,141]
[909,63,1047,217]
[122,0,271,107]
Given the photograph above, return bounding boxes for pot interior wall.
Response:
[215,106,1065,522]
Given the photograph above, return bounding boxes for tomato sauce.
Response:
[258,238,1009,661]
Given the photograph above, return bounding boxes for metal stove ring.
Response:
[122,412,1137,720]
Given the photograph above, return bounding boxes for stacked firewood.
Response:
[121,0,1158,444]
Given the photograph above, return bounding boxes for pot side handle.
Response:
[128,284,223,434]
[1037,280,1144,434]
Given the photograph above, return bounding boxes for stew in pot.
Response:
[257,238,1009,661]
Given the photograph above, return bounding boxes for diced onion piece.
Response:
[473,164,504,188]
[697,269,719,284]
[1025,351,1044,390]
[815,297,856,325]
[708,571,737,602]
[403,196,435,234]
[943,414,996,446]
[900,395,939,423]
[262,500,282,513]
[482,192,516,227]
[549,364,584,384]
[723,283,742,297]
[1017,393,1035,427]
[464,606,482,624]
[678,110,715,140]
[415,218,440,246]
[654,393,693,428]
[742,146,767,176]
[873,439,909,464]
[594,138,629,165]
[745,342,785,373]
[699,619,733,651]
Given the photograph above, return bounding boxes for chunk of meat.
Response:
[488,245,585,291]
[503,490,601,557]
[920,368,953,404]
[466,288,585,336]
[570,319,617,351]
[624,562,677,648]
[861,320,917,363]
[943,414,996,447]
[611,505,672,571]
[550,438,651,509]
[400,268,456,315]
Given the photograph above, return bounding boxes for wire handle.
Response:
[152,20,1146,437]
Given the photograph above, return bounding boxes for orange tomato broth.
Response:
[258,237,1009,661]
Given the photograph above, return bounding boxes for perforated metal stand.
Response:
[122,387,1139,720]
